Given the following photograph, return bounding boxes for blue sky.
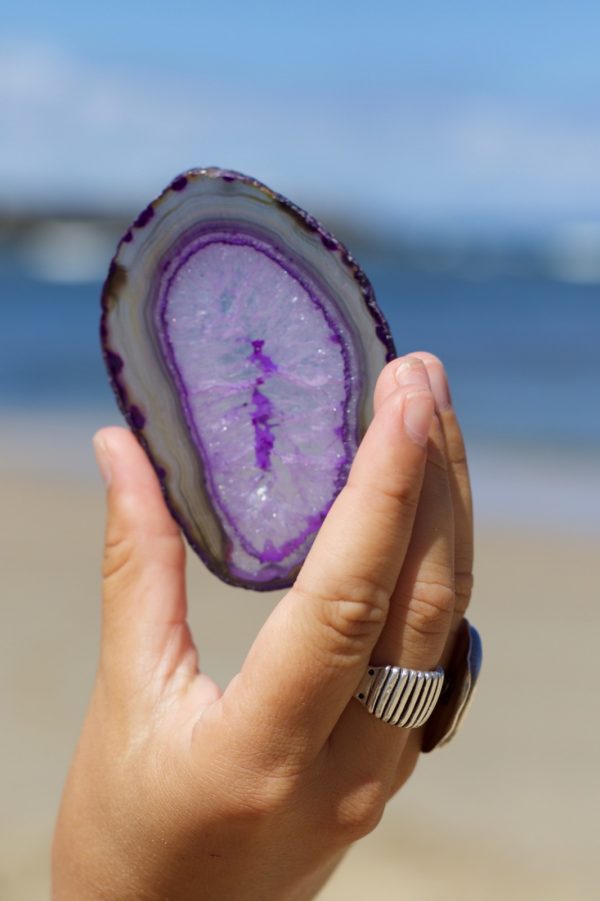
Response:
[3,1,600,232]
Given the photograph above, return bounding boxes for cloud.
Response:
[2,38,600,231]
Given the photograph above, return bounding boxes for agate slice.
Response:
[101,168,395,590]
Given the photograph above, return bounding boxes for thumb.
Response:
[93,427,194,692]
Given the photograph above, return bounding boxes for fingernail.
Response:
[93,434,112,487]
[395,357,430,390]
[425,362,452,412]
[404,391,434,446]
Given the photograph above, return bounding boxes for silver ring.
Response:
[354,664,444,728]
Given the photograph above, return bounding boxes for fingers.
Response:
[367,355,459,667]
[371,411,454,670]
[412,352,474,622]
[376,352,474,625]
[94,427,197,699]
[232,365,435,763]
[331,359,455,779]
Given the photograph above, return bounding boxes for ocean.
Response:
[1,245,599,532]
[1,248,598,449]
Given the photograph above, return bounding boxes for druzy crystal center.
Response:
[158,236,350,576]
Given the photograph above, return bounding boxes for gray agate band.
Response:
[354,664,444,728]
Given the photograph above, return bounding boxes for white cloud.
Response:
[2,38,600,231]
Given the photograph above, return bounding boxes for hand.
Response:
[52,353,473,901]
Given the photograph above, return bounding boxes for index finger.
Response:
[231,362,435,765]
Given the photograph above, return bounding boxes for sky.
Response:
[2,0,600,233]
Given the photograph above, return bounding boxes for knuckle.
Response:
[404,579,455,636]
[325,596,388,644]
[102,530,137,583]
[454,571,474,614]
[328,781,387,843]
[103,526,185,585]
[236,781,293,821]
[448,442,468,469]
[444,428,468,468]
[216,759,302,823]
[374,479,421,516]
[295,579,389,660]
[426,446,449,476]
[346,475,420,519]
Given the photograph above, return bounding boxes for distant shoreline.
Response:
[1,210,595,284]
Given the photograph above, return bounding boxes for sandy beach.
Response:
[2,418,599,900]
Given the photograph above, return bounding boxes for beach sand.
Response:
[2,437,599,900]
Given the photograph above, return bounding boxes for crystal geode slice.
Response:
[101,168,395,590]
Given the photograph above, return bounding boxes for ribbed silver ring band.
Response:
[354,664,445,728]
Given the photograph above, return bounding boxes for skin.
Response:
[52,352,473,901]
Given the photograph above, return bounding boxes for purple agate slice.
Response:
[101,168,395,590]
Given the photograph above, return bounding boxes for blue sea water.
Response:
[1,249,598,452]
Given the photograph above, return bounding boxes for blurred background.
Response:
[1,2,599,898]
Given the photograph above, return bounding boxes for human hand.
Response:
[52,352,473,901]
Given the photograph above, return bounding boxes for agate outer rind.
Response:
[101,168,396,590]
